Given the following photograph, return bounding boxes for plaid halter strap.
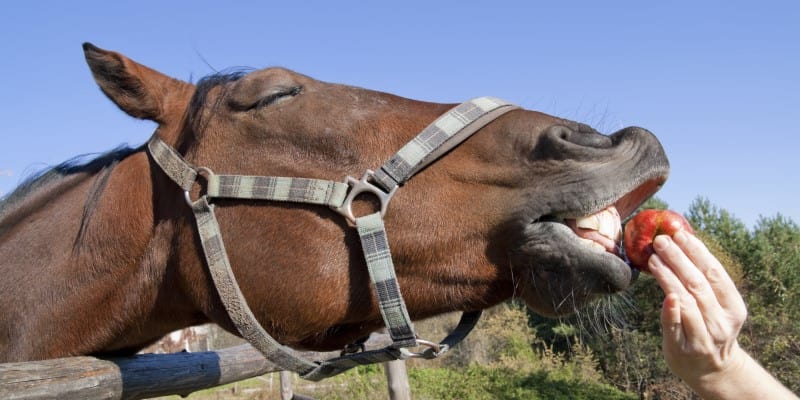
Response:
[148,97,519,381]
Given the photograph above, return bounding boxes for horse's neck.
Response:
[0,151,193,361]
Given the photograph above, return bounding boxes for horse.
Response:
[0,43,669,368]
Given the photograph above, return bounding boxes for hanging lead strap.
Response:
[190,195,319,375]
[301,308,482,380]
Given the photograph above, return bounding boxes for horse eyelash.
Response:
[250,86,303,110]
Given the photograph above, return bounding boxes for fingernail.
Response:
[653,235,671,252]
[674,230,687,243]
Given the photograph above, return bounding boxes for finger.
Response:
[671,231,747,320]
[650,254,714,346]
[661,292,683,347]
[649,250,686,297]
[653,235,728,324]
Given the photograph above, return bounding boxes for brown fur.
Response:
[0,43,669,361]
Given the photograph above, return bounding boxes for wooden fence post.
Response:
[384,360,411,400]
[280,370,293,400]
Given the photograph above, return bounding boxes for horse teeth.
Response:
[597,211,622,240]
[575,207,622,241]
[576,215,599,230]
[599,223,621,241]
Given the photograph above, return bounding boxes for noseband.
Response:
[148,97,518,380]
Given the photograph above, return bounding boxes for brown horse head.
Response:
[0,43,667,361]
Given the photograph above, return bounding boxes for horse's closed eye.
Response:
[234,86,302,111]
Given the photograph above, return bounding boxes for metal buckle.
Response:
[333,170,398,224]
[399,339,448,360]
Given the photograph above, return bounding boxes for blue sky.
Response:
[1,1,798,227]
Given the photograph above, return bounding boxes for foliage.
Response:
[320,303,634,400]
[737,214,800,392]
[687,197,751,260]
[410,366,635,400]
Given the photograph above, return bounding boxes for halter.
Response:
[148,96,518,381]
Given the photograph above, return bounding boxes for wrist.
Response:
[685,345,750,400]
[699,347,749,387]
[690,348,797,400]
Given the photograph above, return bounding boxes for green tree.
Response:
[745,214,800,306]
[686,197,750,260]
[738,214,800,392]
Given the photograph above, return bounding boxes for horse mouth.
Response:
[509,177,664,317]
[536,176,665,263]
[564,205,622,256]
[513,176,666,317]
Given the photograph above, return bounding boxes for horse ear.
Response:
[83,42,191,123]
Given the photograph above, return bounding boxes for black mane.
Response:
[1,70,250,223]
[0,145,139,221]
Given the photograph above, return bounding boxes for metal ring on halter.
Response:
[399,339,448,360]
[333,169,398,225]
[183,167,215,207]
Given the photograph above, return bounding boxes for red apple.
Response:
[624,209,694,271]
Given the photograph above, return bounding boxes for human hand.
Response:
[648,231,747,387]
[648,231,798,399]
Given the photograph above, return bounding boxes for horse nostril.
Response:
[544,125,613,148]
[530,125,612,161]
[561,126,612,148]
[548,125,572,141]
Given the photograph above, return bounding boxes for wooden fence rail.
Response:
[0,344,341,400]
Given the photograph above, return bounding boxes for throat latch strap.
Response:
[147,96,516,381]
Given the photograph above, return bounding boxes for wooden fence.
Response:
[0,344,329,399]
[0,335,411,399]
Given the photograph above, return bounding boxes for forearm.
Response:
[689,351,798,400]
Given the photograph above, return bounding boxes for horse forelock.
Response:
[186,70,250,139]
